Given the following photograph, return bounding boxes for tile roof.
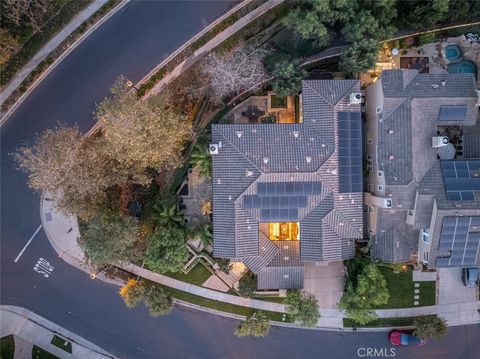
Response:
[370,69,479,265]
[212,80,364,289]
[257,266,304,290]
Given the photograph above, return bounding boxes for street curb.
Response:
[0,305,117,358]
[135,0,255,89]
[0,0,131,127]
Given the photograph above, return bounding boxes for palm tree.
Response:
[195,222,213,247]
[190,145,212,178]
[153,202,185,228]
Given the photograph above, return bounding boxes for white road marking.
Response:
[14,224,42,263]
[34,258,54,278]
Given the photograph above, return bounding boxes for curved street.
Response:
[1,2,479,358]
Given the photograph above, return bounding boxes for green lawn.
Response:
[1,335,15,359]
[376,266,436,309]
[254,296,285,304]
[164,262,212,286]
[161,284,288,322]
[50,335,72,354]
[344,315,436,328]
[32,346,59,359]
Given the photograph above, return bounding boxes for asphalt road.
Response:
[1,1,479,358]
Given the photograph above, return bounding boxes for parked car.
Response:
[462,267,479,288]
[389,330,426,346]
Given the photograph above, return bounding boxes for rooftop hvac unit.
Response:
[384,199,392,208]
[432,136,449,148]
[349,92,362,104]
[209,144,219,155]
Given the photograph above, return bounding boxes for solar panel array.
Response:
[337,112,363,193]
[243,182,322,221]
[441,160,480,200]
[439,105,467,122]
[436,216,480,267]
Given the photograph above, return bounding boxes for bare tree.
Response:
[1,0,49,31]
[201,44,270,101]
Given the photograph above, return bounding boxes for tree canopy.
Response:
[285,290,320,327]
[234,311,270,337]
[414,315,447,340]
[119,279,173,316]
[271,60,306,98]
[238,272,257,298]
[95,76,192,185]
[143,226,189,273]
[339,262,389,325]
[80,209,141,266]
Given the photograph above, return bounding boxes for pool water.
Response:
[445,44,462,61]
[447,59,478,79]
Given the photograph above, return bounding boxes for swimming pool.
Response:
[447,59,478,78]
[444,44,462,62]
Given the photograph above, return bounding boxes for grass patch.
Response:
[1,335,15,359]
[270,94,286,108]
[50,335,72,354]
[32,346,59,359]
[161,284,287,322]
[165,262,212,286]
[344,315,436,328]
[0,1,91,86]
[376,266,436,309]
[254,296,285,304]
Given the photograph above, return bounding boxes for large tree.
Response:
[271,61,306,98]
[95,76,192,185]
[0,0,48,32]
[0,28,19,66]
[119,280,173,316]
[144,226,189,273]
[235,312,270,337]
[285,290,320,327]
[13,126,115,219]
[79,209,141,266]
[339,262,389,325]
[201,45,270,101]
[414,316,447,340]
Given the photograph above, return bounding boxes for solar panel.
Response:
[441,160,480,201]
[337,111,363,193]
[436,216,480,267]
[439,105,467,122]
[257,182,322,196]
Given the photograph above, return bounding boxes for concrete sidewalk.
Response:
[40,193,480,329]
[145,0,284,97]
[1,0,131,124]
[1,305,116,359]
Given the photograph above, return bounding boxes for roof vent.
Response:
[218,141,222,149]
[384,199,392,208]
[432,136,449,148]
[321,143,326,148]
[292,131,299,138]
[351,199,355,204]
[283,245,289,249]
[306,156,312,163]
[263,157,269,164]
[246,169,254,177]
[339,222,344,226]
[432,83,439,89]
[228,195,232,201]
[349,92,362,104]
[441,79,447,87]
[389,154,395,160]
[331,169,338,175]
[252,128,257,133]
[209,144,219,155]
[284,257,289,261]
[283,274,290,279]
[217,179,222,184]
[235,131,243,138]
[388,129,394,135]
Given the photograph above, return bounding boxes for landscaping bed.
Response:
[343,315,437,328]
[164,262,212,286]
[0,335,15,359]
[32,346,59,359]
[376,266,436,309]
[50,335,72,354]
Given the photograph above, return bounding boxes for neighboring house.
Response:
[365,69,480,268]
[210,80,364,290]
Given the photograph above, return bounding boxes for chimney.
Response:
[306,156,312,163]
[441,79,447,87]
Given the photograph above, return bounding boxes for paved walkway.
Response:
[0,0,131,124]
[146,0,284,97]
[1,305,116,359]
[41,193,480,329]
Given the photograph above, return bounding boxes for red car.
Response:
[389,330,426,346]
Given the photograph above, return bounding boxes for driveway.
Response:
[303,261,345,309]
[438,268,479,305]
